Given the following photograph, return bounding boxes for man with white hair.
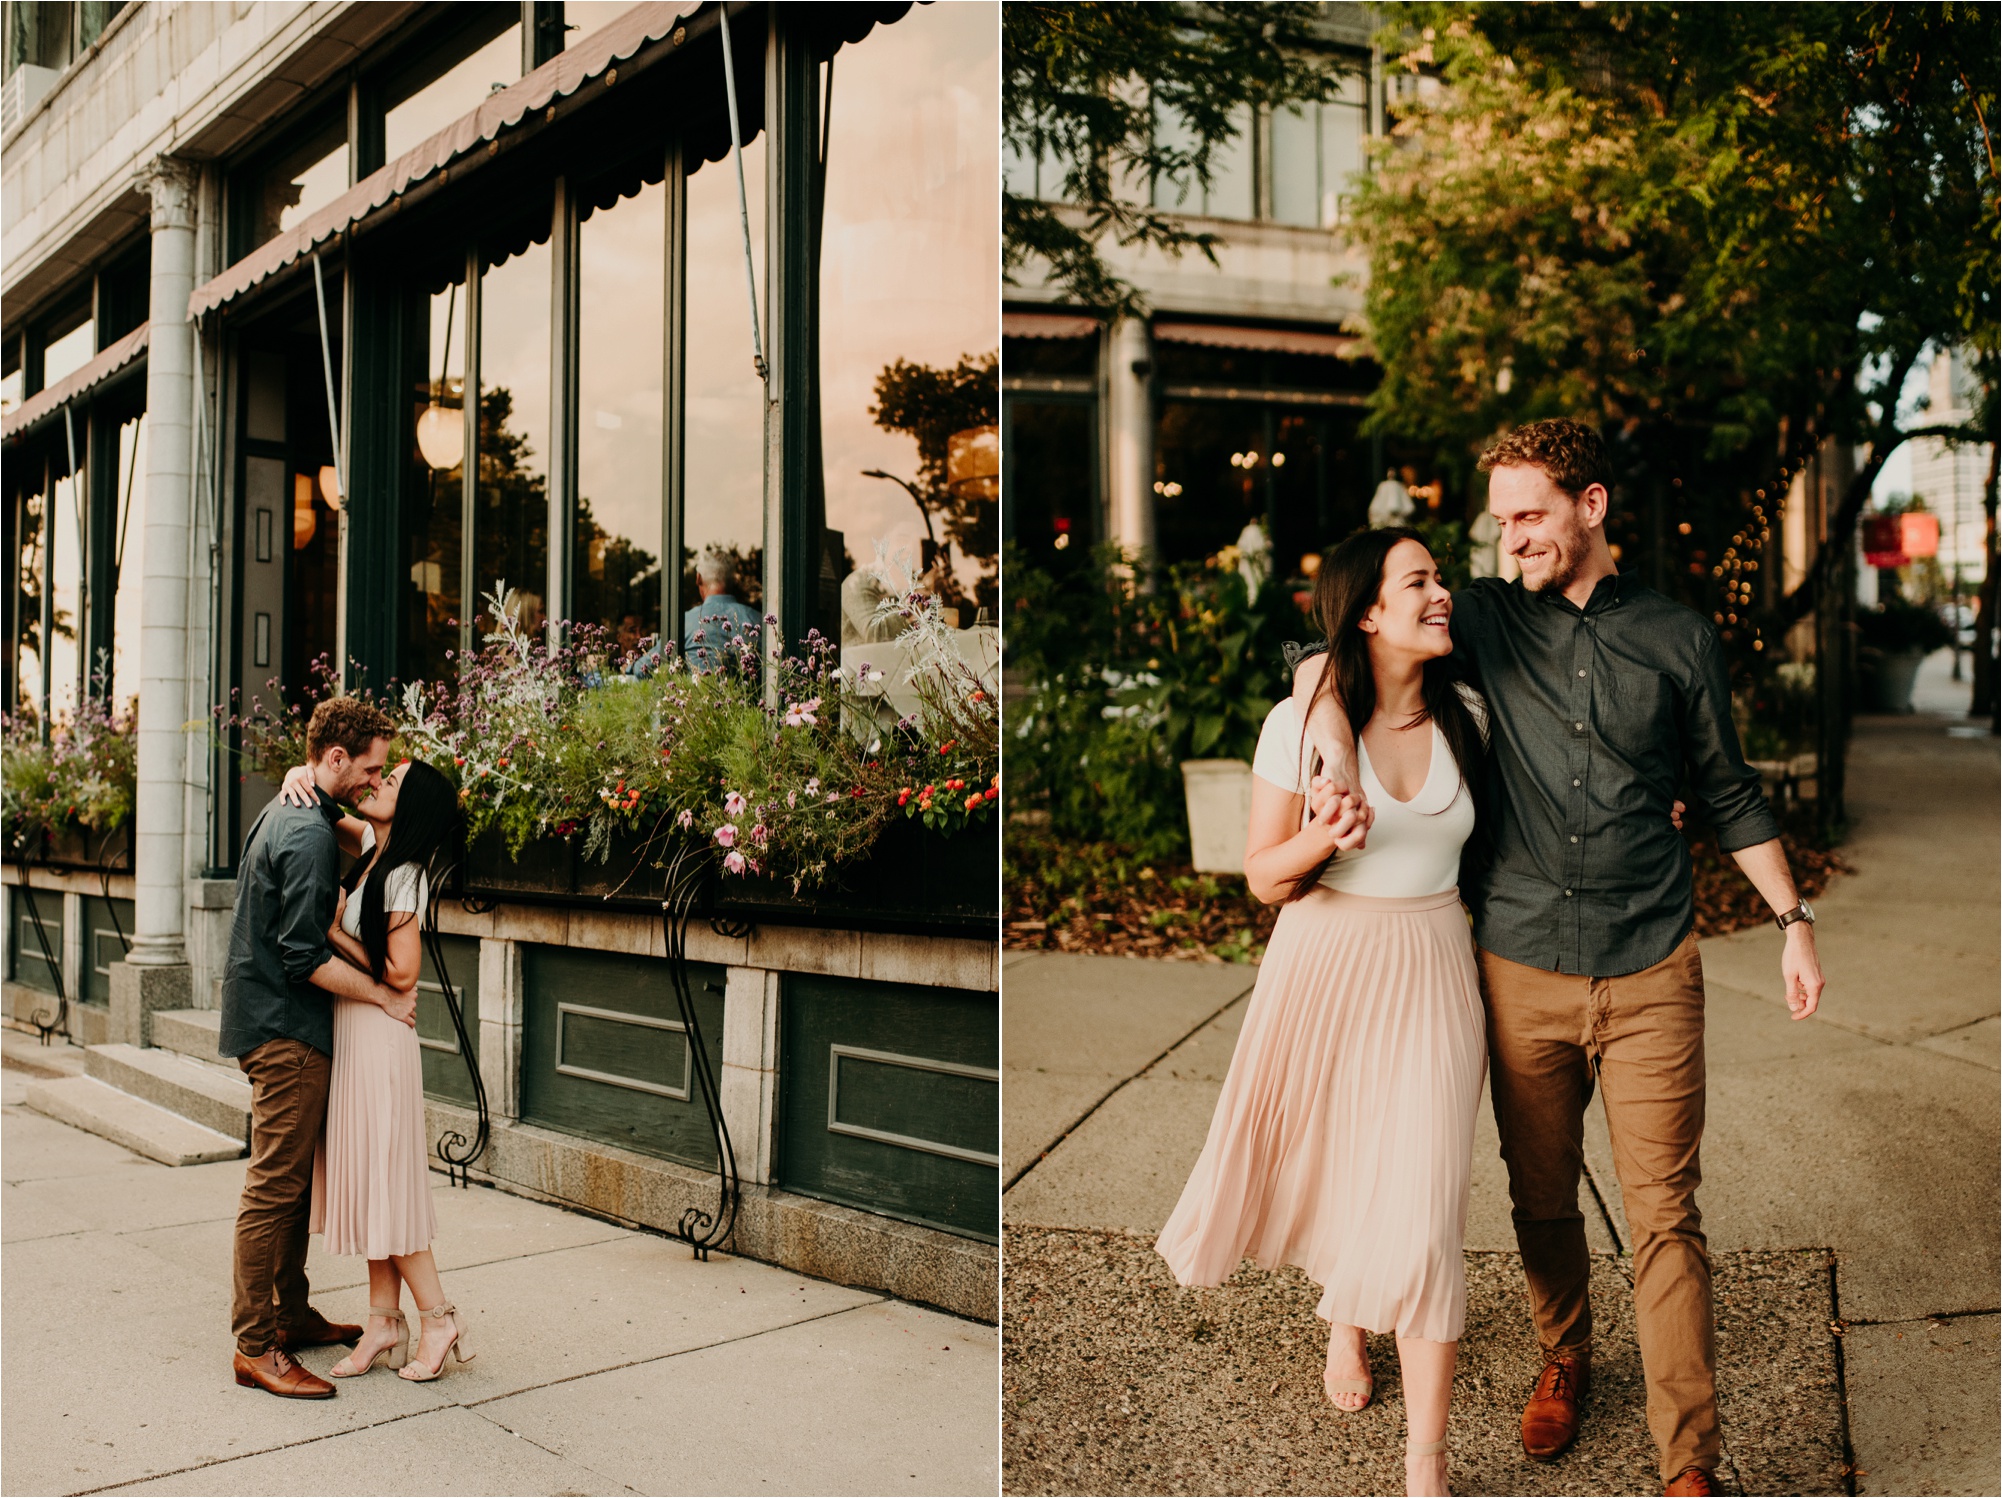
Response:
[682,550,762,673]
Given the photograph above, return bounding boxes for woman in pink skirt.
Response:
[280,757,474,1382]
[1157,528,1489,1497]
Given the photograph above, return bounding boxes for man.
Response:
[682,550,762,673]
[220,696,417,1399]
[1295,419,1825,1497]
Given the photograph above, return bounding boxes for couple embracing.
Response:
[1158,420,1827,1497]
[219,696,475,1398]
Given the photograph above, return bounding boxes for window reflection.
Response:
[560,3,639,47]
[42,315,94,385]
[47,463,81,718]
[1152,100,1253,220]
[402,276,466,687]
[576,180,664,651]
[246,113,349,253]
[1270,77,1369,229]
[682,135,767,640]
[818,3,1000,632]
[383,22,522,164]
[13,483,46,713]
[108,414,147,704]
[476,238,552,634]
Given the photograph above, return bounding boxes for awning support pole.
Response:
[63,402,89,692]
[718,4,768,386]
[311,252,348,504]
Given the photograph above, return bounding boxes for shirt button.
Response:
[1572,778,1581,787]
[1577,669,1587,678]
[1574,722,1584,731]
[1564,889,1574,897]
[1570,835,1579,843]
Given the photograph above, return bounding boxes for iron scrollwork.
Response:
[424,863,491,1188]
[661,843,741,1261]
[18,850,69,1046]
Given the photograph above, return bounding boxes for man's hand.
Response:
[379,986,418,1028]
[1782,925,1824,1021]
[1671,799,1686,832]
[1309,768,1373,845]
[1305,789,1370,854]
[278,765,317,808]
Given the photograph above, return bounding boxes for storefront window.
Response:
[46,461,82,718]
[12,480,46,714]
[681,136,767,637]
[107,413,146,705]
[41,312,94,385]
[240,111,349,256]
[818,3,1000,631]
[1,338,21,415]
[561,3,639,47]
[575,180,665,651]
[382,19,522,164]
[476,237,552,634]
[402,275,466,688]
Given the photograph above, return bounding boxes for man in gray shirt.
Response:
[221,696,416,1399]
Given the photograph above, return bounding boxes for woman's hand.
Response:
[277,764,317,808]
[1307,789,1369,853]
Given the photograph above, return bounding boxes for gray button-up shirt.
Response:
[218,786,344,1059]
[1454,572,1779,977]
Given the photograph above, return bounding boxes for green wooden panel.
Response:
[780,974,998,1242]
[417,933,482,1107]
[79,895,135,1005]
[8,889,64,993]
[520,945,724,1168]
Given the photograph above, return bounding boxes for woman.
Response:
[277,757,475,1382]
[1156,528,1488,1498]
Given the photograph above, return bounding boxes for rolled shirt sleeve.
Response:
[269,821,336,987]
[1683,629,1783,854]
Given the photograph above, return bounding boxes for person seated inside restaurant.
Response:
[682,551,762,673]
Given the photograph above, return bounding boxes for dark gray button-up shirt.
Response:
[1453,572,1779,977]
[218,786,343,1059]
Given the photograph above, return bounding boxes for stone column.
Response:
[720,967,781,1186]
[110,156,200,1040]
[478,938,523,1121]
[1106,316,1156,557]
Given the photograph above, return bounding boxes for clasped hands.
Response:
[1306,770,1373,853]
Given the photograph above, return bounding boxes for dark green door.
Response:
[780,975,998,1241]
[520,945,725,1168]
[417,933,481,1106]
[79,895,134,1005]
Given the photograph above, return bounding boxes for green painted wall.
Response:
[8,888,63,993]
[78,895,134,1005]
[417,932,481,1107]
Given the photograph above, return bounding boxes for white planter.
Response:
[1181,759,1255,874]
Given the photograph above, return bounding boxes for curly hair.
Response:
[1477,418,1610,497]
[306,696,395,762]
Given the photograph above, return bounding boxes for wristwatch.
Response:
[1774,898,1815,932]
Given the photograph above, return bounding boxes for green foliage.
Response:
[1855,598,1956,657]
[2,681,137,855]
[869,351,1000,615]
[1003,2,1357,315]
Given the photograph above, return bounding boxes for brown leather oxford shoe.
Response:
[277,1309,362,1349]
[1520,1354,1589,1461]
[1664,1468,1716,1496]
[234,1347,335,1399]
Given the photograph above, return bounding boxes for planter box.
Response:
[14,824,131,872]
[462,816,998,936]
[1182,759,1254,874]
[1859,648,1926,714]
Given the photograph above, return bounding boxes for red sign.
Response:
[1900,511,1940,559]
[1863,514,1908,569]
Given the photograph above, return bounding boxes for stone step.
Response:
[150,1008,226,1065]
[22,1075,245,1166]
[85,1043,251,1144]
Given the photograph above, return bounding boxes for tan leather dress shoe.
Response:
[1521,1354,1589,1461]
[234,1347,335,1399]
[1664,1468,1716,1496]
[277,1310,362,1349]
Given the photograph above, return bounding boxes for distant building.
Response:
[1907,346,1993,588]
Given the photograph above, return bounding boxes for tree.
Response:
[869,351,999,615]
[1003,3,1355,315]
[1355,4,1997,669]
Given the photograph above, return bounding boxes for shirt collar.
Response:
[312,784,343,825]
[1538,568,1637,617]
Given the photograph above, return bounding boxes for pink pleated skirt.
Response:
[310,995,437,1260]
[1156,886,1486,1342]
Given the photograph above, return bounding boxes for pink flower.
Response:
[752,823,769,845]
[783,696,821,728]
[677,809,694,830]
[714,824,737,847]
[723,850,746,874]
[724,790,746,817]
[786,790,797,809]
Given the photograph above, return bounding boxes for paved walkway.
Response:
[1004,654,1998,1496]
[2,1040,997,1497]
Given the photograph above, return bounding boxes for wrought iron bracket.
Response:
[662,844,741,1261]
[425,865,491,1188]
[18,851,70,1046]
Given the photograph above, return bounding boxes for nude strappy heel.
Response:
[1323,1372,1373,1410]
[329,1306,408,1377]
[398,1302,474,1381]
[1407,1437,1448,1457]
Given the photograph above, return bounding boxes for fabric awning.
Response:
[187,0,706,320]
[1,322,149,443]
[1003,310,1101,340]
[1153,321,1358,357]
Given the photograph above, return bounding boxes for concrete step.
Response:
[150,1008,226,1065]
[22,1075,245,1166]
[85,1044,251,1144]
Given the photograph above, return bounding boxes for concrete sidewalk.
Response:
[2,1040,997,1498]
[1003,672,1998,1495]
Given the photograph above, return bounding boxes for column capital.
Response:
[136,156,200,231]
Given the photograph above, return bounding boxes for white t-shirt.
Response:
[1250,688,1483,898]
[341,823,428,937]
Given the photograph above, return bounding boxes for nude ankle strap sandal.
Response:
[329,1306,408,1377]
[1407,1436,1449,1457]
[398,1302,474,1381]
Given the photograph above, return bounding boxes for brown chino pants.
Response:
[1478,933,1718,1483]
[231,1038,332,1357]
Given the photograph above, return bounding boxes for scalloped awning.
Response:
[187,0,706,321]
[2,321,149,443]
[1153,321,1358,357]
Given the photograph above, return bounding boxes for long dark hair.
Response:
[350,758,463,982]
[1287,526,1488,900]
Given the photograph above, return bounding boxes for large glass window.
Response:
[46,457,82,718]
[476,237,553,635]
[1152,101,1254,220]
[12,475,47,714]
[2,338,21,416]
[561,3,639,48]
[1269,76,1369,229]
[574,180,665,649]
[239,110,350,257]
[818,3,1001,628]
[41,306,93,385]
[681,137,767,643]
[401,274,466,688]
[107,411,146,705]
[382,19,522,164]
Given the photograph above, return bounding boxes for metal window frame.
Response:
[554,1000,692,1100]
[825,1043,1000,1167]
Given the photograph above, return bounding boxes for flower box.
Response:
[15,823,131,872]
